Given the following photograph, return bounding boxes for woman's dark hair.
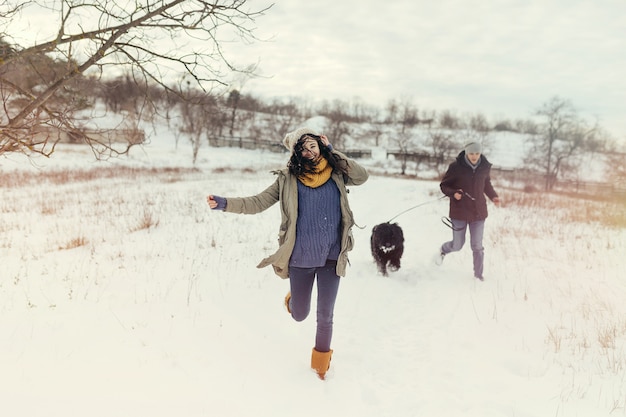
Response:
[287,134,349,177]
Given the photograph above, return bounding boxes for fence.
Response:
[386,150,444,164]
[209,136,374,158]
[344,149,372,158]
[208,136,286,153]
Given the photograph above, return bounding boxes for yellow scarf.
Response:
[299,157,332,188]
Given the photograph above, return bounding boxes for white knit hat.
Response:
[283,127,320,154]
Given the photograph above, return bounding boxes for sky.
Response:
[1,115,625,416]
[6,0,626,139]
[223,0,626,139]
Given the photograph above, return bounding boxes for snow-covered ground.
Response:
[1,127,625,417]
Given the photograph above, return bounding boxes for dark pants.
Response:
[288,260,340,352]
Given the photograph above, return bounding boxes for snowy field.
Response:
[1,131,625,417]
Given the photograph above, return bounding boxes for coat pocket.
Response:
[277,227,287,245]
[345,228,354,252]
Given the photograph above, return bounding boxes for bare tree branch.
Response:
[0,0,271,157]
[524,96,604,191]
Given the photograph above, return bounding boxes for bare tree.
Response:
[367,122,385,147]
[398,98,419,133]
[514,118,539,134]
[456,113,493,155]
[384,99,399,124]
[322,118,351,150]
[391,128,416,175]
[384,97,425,175]
[427,127,458,177]
[604,148,626,189]
[418,109,436,128]
[439,109,461,130]
[468,112,490,134]
[318,99,352,148]
[524,96,602,191]
[177,83,207,164]
[347,97,379,123]
[226,89,241,137]
[264,98,302,141]
[0,0,270,158]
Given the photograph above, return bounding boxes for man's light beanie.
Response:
[464,142,482,154]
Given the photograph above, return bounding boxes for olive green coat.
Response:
[224,150,369,279]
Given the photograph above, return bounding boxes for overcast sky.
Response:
[223,0,626,139]
[10,0,626,139]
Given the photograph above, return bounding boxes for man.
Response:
[436,142,500,281]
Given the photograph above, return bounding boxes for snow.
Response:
[1,125,625,417]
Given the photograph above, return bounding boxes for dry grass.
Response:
[500,188,626,228]
[130,208,160,232]
[546,325,563,353]
[0,166,201,188]
[59,236,88,250]
[0,165,205,258]
[488,187,625,386]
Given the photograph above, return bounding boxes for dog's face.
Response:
[377,238,397,253]
[372,223,404,253]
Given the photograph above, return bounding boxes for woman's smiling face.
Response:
[300,138,320,160]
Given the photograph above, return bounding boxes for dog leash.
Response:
[386,195,447,223]
[440,192,476,230]
[440,216,466,231]
[386,190,477,224]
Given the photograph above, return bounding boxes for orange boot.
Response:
[284,292,292,314]
[311,348,333,380]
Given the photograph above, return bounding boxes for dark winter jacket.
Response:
[440,151,498,222]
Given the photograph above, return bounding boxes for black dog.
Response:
[370,222,404,276]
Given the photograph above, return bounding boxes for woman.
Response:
[436,142,500,280]
[207,127,368,379]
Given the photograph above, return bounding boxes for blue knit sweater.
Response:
[289,179,342,268]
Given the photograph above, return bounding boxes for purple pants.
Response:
[288,260,340,352]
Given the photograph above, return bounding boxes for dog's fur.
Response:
[370,222,404,276]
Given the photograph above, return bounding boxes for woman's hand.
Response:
[319,134,333,151]
[207,194,227,210]
[207,195,218,208]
